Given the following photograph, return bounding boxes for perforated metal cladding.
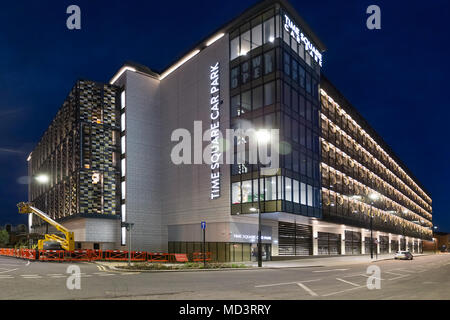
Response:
[29,80,120,221]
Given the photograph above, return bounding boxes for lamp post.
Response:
[255,129,270,268]
[368,193,379,259]
[121,222,134,267]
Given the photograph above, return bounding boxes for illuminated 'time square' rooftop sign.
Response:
[284,14,323,67]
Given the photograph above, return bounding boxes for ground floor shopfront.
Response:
[167,213,424,262]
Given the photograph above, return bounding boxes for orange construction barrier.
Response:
[19,249,37,260]
[174,254,189,262]
[66,250,91,261]
[89,249,103,261]
[131,251,147,261]
[105,250,129,261]
[39,250,65,261]
[192,252,212,262]
[147,252,170,263]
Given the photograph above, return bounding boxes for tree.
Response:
[0,229,9,246]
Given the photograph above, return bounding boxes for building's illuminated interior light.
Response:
[206,33,225,46]
[269,36,275,43]
[27,153,32,162]
[160,49,201,80]
[110,66,137,85]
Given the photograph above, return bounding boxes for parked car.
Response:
[394,251,413,260]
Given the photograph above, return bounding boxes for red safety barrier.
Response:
[66,250,91,261]
[19,249,37,260]
[39,250,65,261]
[174,253,189,262]
[131,251,147,261]
[147,252,170,263]
[192,252,212,262]
[89,249,103,261]
[105,250,129,261]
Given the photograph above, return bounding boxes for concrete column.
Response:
[361,233,366,255]
[312,226,318,256]
[341,230,346,255]
[388,234,392,253]
[377,233,381,255]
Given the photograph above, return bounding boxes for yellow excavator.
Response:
[17,202,75,251]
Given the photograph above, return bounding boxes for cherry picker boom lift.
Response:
[17,202,75,251]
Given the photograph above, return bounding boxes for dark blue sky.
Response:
[0,0,448,231]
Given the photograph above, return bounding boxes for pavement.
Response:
[0,253,448,300]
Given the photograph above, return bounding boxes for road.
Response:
[0,254,449,300]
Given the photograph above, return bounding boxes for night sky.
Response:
[0,0,448,231]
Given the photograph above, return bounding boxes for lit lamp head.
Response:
[249,207,258,213]
[35,174,49,184]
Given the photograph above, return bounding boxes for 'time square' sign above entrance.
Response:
[284,14,323,67]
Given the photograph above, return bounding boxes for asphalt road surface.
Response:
[0,254,449,300]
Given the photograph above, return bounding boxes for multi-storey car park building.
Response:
[27,0,432,260]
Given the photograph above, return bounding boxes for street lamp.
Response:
[35,174,49,184]
[121,222,134,267]
[255,129,270,268]
[368,192,379,259]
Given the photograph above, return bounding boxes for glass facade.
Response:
[229,6,322,218]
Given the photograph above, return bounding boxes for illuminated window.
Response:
[121,91,126,109]
[121,181,126,200]
[121,113,126,132]
[121,136,126,154]
[121,159,126,177]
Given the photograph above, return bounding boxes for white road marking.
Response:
[296,282,318,296]
[359,273,384,281]
[393,268,416,274]
[313,269,349,273]
[384,271,410,280]
[47,274,63,276]
[255,279,321,288]
[336,278,361,287]
[0,268,18,274]
[26,261,30,266]
[322,285,365,297]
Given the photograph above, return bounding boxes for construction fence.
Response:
[0,248,211,263]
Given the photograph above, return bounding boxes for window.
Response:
[264,81,275,106]
[251,24,262,49]
[121,136,126,154]
[306,72,312,94]
[121,91,126,109]
[293,150,299,172]
[240,31,251,56]
[306,100,312,121]
[252,86,263,110]
[299,95,306,118]
[121,158,126,177]
[263,18,275,43]
[241,61,250,84]
[230,37,239,60]
[121,113,126,132]
[292,60,298,82]
[283,83,290,107]
[306,128,312,150]
[232,182,241,204]
[121,181,126,200]
[283,52,291,76]
[284,114,291,138]
[307,185,313,207]
[307,156,313,178]
[242,180,252,203]
[300,182,307,205]
[277,176,284,200]
[292,120,299,143]
[264,50,275,74]
[231,95,240,117]
[265,176,276,200]
[293,180,299,203]
[231,66,239,89]
[292,90,299,113]
[299,66,306,88]
[299,123,306,147]
[285,177,292,202]
[300,153,306,175]
[241,90,251,114]
[252,56,262,80]
[283,21,290,45]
